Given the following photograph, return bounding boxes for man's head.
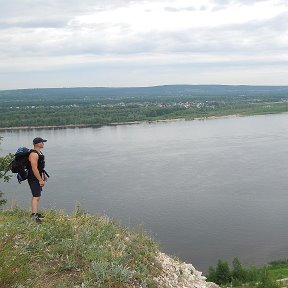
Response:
[33,137,47,148]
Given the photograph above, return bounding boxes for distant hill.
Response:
[1,85,288,103]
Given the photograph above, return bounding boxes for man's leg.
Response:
[31,196,40,213]
[29,181,42,222]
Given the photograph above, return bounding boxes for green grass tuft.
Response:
[0,208,161,288]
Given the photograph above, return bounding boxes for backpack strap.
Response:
[43,170,50,178]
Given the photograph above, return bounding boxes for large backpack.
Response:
[11,147,31,183]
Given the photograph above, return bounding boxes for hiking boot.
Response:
[36,213,44,219]
[31,213,44,219]
[31,213,42,224]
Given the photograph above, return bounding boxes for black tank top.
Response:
[28,150,45,181]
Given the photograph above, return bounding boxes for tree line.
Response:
[206,257,282,287]
[1,99,288,128]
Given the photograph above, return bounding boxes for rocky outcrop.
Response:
[154,252,219,288]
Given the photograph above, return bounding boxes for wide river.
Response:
[1,114,288,272]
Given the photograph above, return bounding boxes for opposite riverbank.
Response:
[1,85,288,131]
[0,112,273,131]
[0,117,232,131]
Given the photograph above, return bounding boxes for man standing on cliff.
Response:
[28,137,48,223]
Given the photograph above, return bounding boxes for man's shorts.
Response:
[28,180,42,197]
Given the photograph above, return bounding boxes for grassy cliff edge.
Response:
[0,208,218,288]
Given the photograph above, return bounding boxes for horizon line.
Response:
[2,83,288,92]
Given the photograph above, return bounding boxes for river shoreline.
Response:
[1,111,288,131]
[0,114,243,131]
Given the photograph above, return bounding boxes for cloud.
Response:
[165,7,180,12]
[0,0,288,88]
[0,18,68,29]
[212,0,270,5]
[0,0,146,30]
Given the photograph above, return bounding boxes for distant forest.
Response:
[0,85,288,128]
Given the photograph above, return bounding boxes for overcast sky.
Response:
[1,0,288,90]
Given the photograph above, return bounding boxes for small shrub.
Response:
[91,261,133,285]
[258,267,280,288]
[0,136,14,207]
[215,259,231,285]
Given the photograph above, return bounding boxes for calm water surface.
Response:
[1,114,288,272]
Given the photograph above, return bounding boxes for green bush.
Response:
[207,259,232,285]
[232,257,247,283]
[0,136,13,207]
[206,258,283,287]
[258,267,280,288]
